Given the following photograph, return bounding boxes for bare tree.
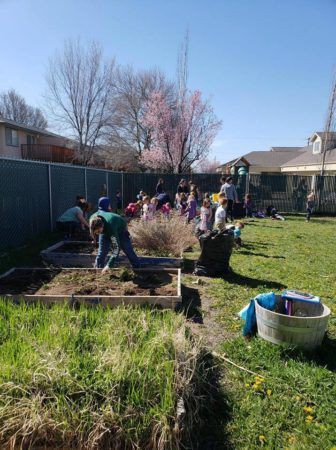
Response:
[109,66,175,160]
[94,140,140,172]
[0,89,48,129]
[194,156,221,173]
[45,40,115,165]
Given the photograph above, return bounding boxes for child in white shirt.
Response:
[214,195,228,230]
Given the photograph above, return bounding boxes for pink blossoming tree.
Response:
[139,90,221,173]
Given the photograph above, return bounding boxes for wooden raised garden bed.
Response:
[0,268,182,309]
[40,241,183,268]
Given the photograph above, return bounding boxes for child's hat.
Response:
[98,197,111,212]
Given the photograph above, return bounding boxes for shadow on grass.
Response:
[304,218,335,225]
[182,258,197,274]
[246,222,283,229]
[238,250,285,259]
[243,243,271,250]
[278,334,336,373]
[190,352,233,450]
[244,242,275,250]
[183,261,286,290]
[222,271,286,290]
[178,284,203,324]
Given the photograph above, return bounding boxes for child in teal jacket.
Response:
[90,200,140,271]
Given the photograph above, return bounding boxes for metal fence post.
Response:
[106,171,109,197]
[84,168,88,199]
[246,172,250,194]
[121,172,124,209]
[48,164,53,231]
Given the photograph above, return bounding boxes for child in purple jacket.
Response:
[186,193,197,223]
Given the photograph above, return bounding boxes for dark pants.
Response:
[56,221,81,236]
[306,207,313,221]
[245,206,252,218]
[95,230,140,268]
[226,199,234,222]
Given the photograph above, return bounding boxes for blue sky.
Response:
[0,0,335,163]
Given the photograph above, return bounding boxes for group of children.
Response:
[122,183,245,247]
[243,191,315,222]
[56,180,316,249]
[124,194,172,221]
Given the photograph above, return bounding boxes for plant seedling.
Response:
[119,268,135,282]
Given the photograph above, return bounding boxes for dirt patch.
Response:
[0,269,178,297]
[53,243,97,254]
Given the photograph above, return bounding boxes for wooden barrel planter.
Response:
[255,297,331,349]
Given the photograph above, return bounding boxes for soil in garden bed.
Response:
[0,269,178,296]
[53,243,97,254]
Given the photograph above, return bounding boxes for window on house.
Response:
[313,140,321,154]
[5,128,19,146]
[27,135,36,145]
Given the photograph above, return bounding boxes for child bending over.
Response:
[161,202,171,219]
[90,212,140,272]
[125,201,142,218]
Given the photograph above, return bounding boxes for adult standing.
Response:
[221,177,238,222]
[294,179,307,212]
[177,179,189,195]
[156,178,165,195]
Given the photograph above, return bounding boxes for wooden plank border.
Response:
[40,241,183,268]
[0,267,182,310]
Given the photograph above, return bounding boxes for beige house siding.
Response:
[0,123,72,158]
[250,165,281,174]
[0,125,39,158]
[281,164,336,175]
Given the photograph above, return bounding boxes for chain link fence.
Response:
[0,157,335,251]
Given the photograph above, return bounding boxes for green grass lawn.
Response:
[0,217,335,449]
[207,216,336,449]
[0,231,63,274]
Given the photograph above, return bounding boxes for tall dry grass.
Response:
[0,301,207,449]
[129,216,197,257]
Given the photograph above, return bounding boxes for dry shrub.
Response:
[129,215,197,257]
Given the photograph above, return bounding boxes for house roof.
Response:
[281,146,336,167]
[0,117,65,139]
[217,131,336,171]
[218,148,305,169]
[311,131,336,141]
[270,146,303,152]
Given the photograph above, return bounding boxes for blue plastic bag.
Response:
[243,292,276,336]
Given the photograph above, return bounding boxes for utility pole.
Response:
[320,70,336,176]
